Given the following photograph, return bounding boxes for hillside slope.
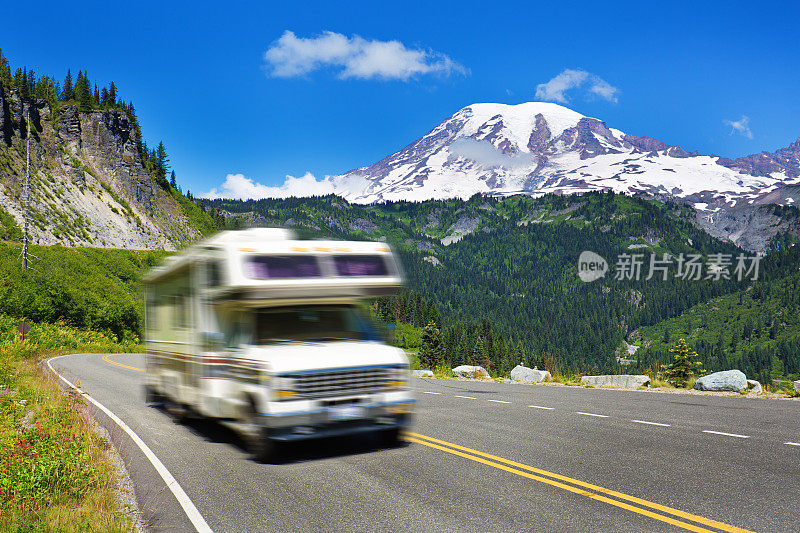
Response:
[635,241,800,384]
[207,192,790,373]
[0,82,205,249]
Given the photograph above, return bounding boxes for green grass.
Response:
[170,189,217,236]
[0,205,22,242]
[0,242,170,339]
[0,314,138,531]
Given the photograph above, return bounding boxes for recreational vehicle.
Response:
[142,228,414,460]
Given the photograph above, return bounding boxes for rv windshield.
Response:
[254,305,380,344]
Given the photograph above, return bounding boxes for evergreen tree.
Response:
[75,71,93,112]
[62,68,73,100]
[662,338,704,387]
[0,48,11,84]
[156,141,169,181]
[170,170,177,188]
[100,86,109,106]
[419,322,445,370]
[93,83,100,106]
[108,81,117,106]
[20,67,30,98]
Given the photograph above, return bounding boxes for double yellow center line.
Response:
[102,353,144,372]
[102,355,752,532]
[404,432,753,533]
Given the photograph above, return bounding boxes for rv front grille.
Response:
[288,368,392,399]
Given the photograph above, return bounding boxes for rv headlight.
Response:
[385,367,409,389]
[271,376,298,400]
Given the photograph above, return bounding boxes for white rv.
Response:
[142,228,413,460]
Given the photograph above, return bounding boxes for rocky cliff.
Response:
[0,83,202,249]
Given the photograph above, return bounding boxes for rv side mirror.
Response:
[201,332,224,352]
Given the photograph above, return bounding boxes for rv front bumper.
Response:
[259,396,415,441]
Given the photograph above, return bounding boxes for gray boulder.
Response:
[794,380,799,392]
[452,365,490,379]
[413,369,434,378]
[694,370,748,392]
[581,375,650,388]
[746,380,762,394]
[510,365,551,383]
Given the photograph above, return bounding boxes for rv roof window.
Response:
[332,255,389,277]
[246,255,321,279]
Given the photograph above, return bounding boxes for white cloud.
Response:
[449,138,532,170]
[724,115,753,139]
[264,30,467,80]
[535,69,619,104]
[200,172,372,200]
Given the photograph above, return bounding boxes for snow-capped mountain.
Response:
[335,102,800,250]
[339,102,799,205]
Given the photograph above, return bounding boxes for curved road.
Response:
[48,353,800,532]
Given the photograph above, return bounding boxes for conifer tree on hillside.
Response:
[62,69,73,101]
[419,322,445,370]
[93,83,100,106]
[662,338,704,387]
[170,170,177,188]
[75,71,93,112]
[109,81,117,106]
[156,141,169,181]
[20,67,31,98]
[0,48,11,83]
[100,86,109,106]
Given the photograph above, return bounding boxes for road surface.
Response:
[48,353,800,532]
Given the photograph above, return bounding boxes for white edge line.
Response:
[454,395,477,400]
[632,420,671,427]
[488,400,511,404]
[783,442,800,446]
[422,391,441,395]
[47,355,213,533]
[528,405,555,410]
[576,412,609,418]
[702,430,750,439]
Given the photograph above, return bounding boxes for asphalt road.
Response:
[48,353,800,532]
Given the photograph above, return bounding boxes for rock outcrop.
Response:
[0,81,202,249]
[793,380,799,392]
[693,370,748,392]
[412,370,434,378]
[746,380,762,394]
[452,365,490,379]
[581,375,651,388]
[510,365,551,383]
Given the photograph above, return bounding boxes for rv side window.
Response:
[207,261,221,287]
[225,314,252,348]
[171,295,190,329]
[332,255,389,276]
[245,255,321,279]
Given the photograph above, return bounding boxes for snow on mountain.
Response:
[332,101,800,250]
[335,102,800,211]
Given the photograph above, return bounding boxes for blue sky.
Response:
[3,0,799,197]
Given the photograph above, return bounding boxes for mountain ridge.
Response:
[333,102,800,250]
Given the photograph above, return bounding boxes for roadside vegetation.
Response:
[0,314,138,531]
